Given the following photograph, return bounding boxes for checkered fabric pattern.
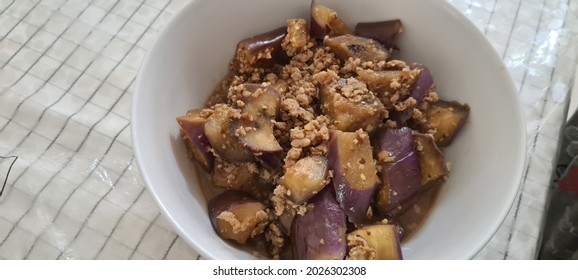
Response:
[0,0,577,259]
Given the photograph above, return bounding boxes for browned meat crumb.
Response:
[271,185,290,216]
[411,108,427,124]
[385,119,398,128]
[312,70,340,86]
[377,150,395,163]
[313,47,341,73]
[284,147,303,167]
[265,223,286,260]
[393,97,417,111]
[282,98,314,121]
[415,139,424,152]
[424,90,439,102]
[386,59,409,69]
[346,234,376,260]
[251,210,271,237]
[289,117,330,149]
[295,203,308,216]
[340,57,363,74]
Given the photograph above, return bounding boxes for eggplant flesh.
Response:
[233,84,284,170]
[356,69,419,100]
[423,100,470,147]
[347,224,403,260]
[328,130,379,224]
[310,0,352,39]
[414,133,449,192]
[176,109,214,170]
[212,160,258,190]
[204,104,254,162]
[282,156,329,204]
[324,34,389,62]
[320,78,386,133]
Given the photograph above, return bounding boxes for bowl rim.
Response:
[132,0,527,260]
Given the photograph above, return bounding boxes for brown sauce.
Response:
[397,187,440,242]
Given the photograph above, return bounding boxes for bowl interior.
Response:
[132,0,525,259]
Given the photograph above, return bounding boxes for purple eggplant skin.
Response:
[328,130,379,224]
[354,19,403,49]
[374,127,422,217]
[235,27,287,67]
[389,65,434,126]
[290,186,347,260]
[177,111,214,171]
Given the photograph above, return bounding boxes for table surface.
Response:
[0,0,576,260]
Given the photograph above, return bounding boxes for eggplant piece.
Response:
[204,104,254,162]
[324,35,389,62]
[208,190,269,244]
[354,20,403,49]
[176,109,214,170]
[374,127,422,217]
[422,100,470,147]
[235,27,287,68]
[212,160,258,190]
[389,65,433,126]
[356,69,419,97]
[233,84,284,170]
[328,130,379,224]
[284,18,310,51]
[282,156,329,204]
[238,84,280,119]
[346,224,403,260]
[414,133,449,192]
[290,186,347,260]
[320,78,386,133]
[310,0,352,39]
[237,123,283,170]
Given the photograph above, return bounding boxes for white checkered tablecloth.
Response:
[0,0,577,260]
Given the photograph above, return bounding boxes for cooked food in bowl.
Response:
[175,2,469,260]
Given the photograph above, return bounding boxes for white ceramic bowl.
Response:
[132,0,526,259]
